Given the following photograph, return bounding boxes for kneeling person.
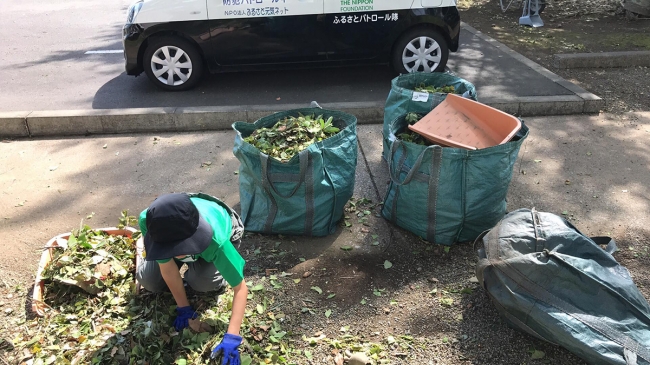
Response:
[136,193,247,364]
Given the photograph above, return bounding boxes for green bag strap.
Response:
[259,150,314,235]
[556,208,618,254]
[485,217,650,363]
[260,150,309,199]
[387,139,443,242]
[426,147,443,243]
[387,140,433,186]
[302,154,315,236]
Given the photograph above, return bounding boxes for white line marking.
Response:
[85,50,123,54]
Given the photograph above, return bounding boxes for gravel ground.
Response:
[460,0,650,113]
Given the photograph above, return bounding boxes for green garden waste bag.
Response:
[477,208,650,364]
[383,73,477,160]
[233,108,357,236]
[381,114,528,244]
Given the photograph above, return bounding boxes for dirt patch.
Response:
[236,229,588,365]
[0,206,600,365]
[460,0,650,112]
[613,228,650,300]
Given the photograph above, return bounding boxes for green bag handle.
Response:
[386,137,443,243]
[260,150,309,199]
[387,140,440,186]
[259,149,315,235]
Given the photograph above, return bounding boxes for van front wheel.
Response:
[392,28,449,74]
[143,37,204,91]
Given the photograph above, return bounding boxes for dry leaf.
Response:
[188,318,212,333]
[334,353,344,365]
[95,263,111,277]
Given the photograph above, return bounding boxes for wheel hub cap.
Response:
[402,36,442,73]
[150,45,193,86]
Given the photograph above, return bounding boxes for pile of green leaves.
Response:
[398,113,431,146]
[398,132,430,146]
[41,224,136,295]
[244,114,340,162]
[414,83,457,94]
[405,112,421,125]
[13,212,235,365]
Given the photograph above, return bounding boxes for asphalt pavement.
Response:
[1,0,602,139]
[0,22,599,113]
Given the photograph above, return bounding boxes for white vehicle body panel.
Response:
[208,0,324,20]
[136,0,208,23]
[325,0,413,13]
[133,0,457,23]
[422,0,445,7]
[324,0,456,13]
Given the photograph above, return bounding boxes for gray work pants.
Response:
[136,258,225,293]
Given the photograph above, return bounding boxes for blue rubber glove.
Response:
[210,333,242,365]
[174,306,198,331]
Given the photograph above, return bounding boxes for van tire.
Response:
[143,36,204,91]
[392,28,449,74]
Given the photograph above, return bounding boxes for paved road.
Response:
[1,0,575,113]
[0,0,129,111]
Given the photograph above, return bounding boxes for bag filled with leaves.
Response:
[382,113,528,245]
[233,108,358,236]
[383,72,477,160]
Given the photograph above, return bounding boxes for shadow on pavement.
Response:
[92,65,397,110]
[89,27,579,111]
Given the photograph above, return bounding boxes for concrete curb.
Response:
[553,51,650,69]
[0,111,30,137]
[0,24,606,139]
[1,102,386,138]
[1,96,597,138]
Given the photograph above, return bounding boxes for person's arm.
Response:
[158,260,189,307]
[211,279,248,362]
[227,279,248,335]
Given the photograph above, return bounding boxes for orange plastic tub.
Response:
[32,227,139,317]
[408,93,522,150]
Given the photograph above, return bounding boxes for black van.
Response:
[123,0,460,90]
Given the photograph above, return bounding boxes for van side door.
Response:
[207,0,327,65]
[323,0,413,60]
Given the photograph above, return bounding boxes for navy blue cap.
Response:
[143,193,212,261]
